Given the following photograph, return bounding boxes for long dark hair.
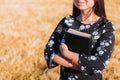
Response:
[72,0,106,18]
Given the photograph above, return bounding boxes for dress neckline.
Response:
[75,16,102,26]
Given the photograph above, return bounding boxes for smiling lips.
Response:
[78,2,85,6]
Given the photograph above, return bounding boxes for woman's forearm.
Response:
[59,43,80,68]
[62,50,80,68]
[53,54,72,68]
[53,54,80,71]
[70,51,80,68]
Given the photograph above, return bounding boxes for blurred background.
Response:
[0,0,120,80]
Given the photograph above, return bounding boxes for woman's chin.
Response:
[77,6,87,10]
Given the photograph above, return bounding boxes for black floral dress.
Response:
[44,15,115,80]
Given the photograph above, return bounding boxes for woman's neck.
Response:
[79,9,100,24]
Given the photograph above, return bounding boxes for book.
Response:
[65,28,92,55]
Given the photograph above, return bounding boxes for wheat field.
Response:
[0,0,120,80]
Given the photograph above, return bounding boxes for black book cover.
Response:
[65,28,92,55]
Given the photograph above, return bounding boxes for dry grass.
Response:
[0,0,119,80]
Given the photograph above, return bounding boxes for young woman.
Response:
[44,0,115,80]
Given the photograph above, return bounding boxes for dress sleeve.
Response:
[79,22,115,75]
[44,17,67,69]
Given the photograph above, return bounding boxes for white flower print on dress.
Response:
[105,60,109,65]
[81,66,87,72]
[112,24,115,30]
[102,29,106,33]
[50,48,53,51]
[85,25,90,29]
[113,26,115,30]
[97,39,112,56]
[88,56,97,61]
[75,75,78,79]
[48,40,54,47]
[84,73,88,76]
[68,75,78,80]
[97,47,102,51]
[45,55,48,60]
[109,40,112,44]
[92,30,100,42]
[51,52,55,59]
[64,16,74,27]
[99,50,104,55]
[51,35,55,39]
[79,25,85,30]
[81,66,85,71]
[94,35,100,39]
[100,42,105,46]
[71,78,75,80]
[105,42,110,46]
[94,70,102,74]
[103,25,105,27]
[113,31,115,35]
[104,49,107,52]
[51,63,56,67]
[91,56,97,61]
[103,59,109,66]
[68,75,73,80]
[91,45,94,48]
[61,38,65,43]
[92,31,99,36]
[102,40,111,47]
[57,29,61,33]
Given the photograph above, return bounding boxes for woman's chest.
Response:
[66,21,105,52]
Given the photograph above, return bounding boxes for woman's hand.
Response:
[59,43,81,71]
[59,43,74,60]
[59,43,69,57]
[59,43,68,54]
